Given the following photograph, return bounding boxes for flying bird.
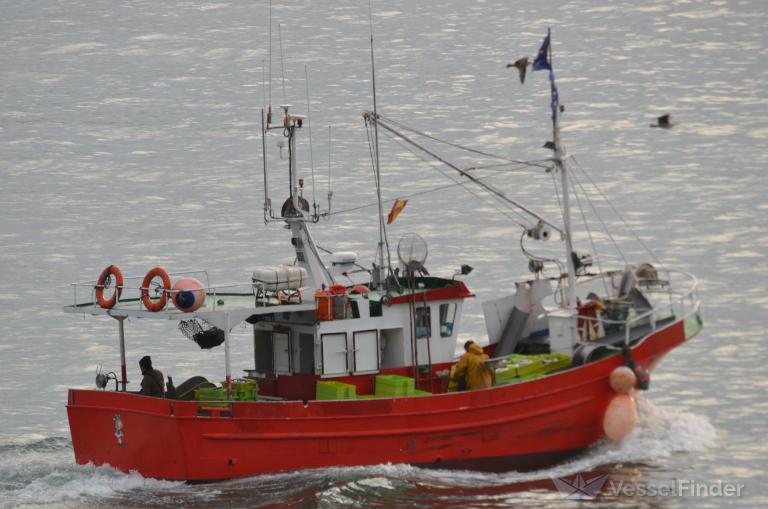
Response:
[506,57,529,84]
[650,114,674,128]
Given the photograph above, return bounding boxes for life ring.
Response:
[329,284,348,296]
[95,265,123,309]
[141,266,171,312]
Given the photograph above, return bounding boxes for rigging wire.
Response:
[325,170,515,217]
[567,162,628,264]
[464,161,552,173]
[377,113,553,171]
[568,170,610,296]
[570,155,665,270]
[377,123,534,227]
[370,114,562,233]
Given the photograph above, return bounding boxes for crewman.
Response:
[453,341,494,390]
[138,355,165,397]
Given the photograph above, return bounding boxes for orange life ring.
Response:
[95,265,123,309]
[141,266,171,312]
[329,284,348,296]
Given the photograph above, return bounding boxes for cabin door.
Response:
[353,330,379,373]
[321,333,348,375]
[297,333,315,374]
[273,331,291,374]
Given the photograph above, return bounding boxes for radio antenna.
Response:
[305,65,317,217]
[278,23,287,103]
[267,0,272,123]
[327,125,333,215]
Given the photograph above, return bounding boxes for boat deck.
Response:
[64,293,317,325]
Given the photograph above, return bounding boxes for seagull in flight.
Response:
[506,57,530,84]
[650,114,674,128]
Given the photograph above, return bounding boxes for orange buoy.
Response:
[140,267,171,312]
[351,285,370,295]
[171,277,206,312]
[609,366,637,394]
[95,265,123,309]
[602,393,637,442]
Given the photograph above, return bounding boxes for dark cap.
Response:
[139,356,152,369]
[463,340,475,351]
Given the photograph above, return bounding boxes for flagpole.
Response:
[548,29,578,309]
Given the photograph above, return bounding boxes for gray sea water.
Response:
[1,0,767,507]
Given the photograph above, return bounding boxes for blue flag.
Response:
[532,33,551,71]
[550,75,559,121]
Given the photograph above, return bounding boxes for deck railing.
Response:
[69,270,309,313]
[574,269,700,345]
[68,270,263,313]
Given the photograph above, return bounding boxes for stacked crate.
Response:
[316,380,357,400]
[229,379,259,401]
[540,353,571,373]
[194,386,228,407]
[494,353,572,385]
[375,375,415,397]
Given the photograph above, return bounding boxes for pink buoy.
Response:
[602,394,637,442]
[609,366,637,394]
[172,278,206,312]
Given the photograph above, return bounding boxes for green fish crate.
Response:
[539,353,571,374]
[375,375,415,397]
[316,380,357,400]
[219,379,259,401]
[223,379,259,401]
[195,386,228,408]
[506,354,545,377]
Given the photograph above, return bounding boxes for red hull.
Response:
[67,319,688,480]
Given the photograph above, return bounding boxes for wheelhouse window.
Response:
[415,306,431,338]
[439,303,457,337]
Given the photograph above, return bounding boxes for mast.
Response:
[263,105,333,289]
[546,29,577,308]
[368,0,389,289]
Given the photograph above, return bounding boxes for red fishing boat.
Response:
[64,30,702,480]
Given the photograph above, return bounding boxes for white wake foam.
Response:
[0,438,186,509]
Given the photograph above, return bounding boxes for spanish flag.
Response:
[386,199,408,224]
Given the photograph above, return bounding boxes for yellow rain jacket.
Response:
[453,343,493,390]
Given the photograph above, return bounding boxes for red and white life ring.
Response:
[329,284,348,296]
[95,265,124,309]
[141,266,171,312]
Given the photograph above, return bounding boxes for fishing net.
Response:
[178,318,225,349]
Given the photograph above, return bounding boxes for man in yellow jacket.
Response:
[453,341,494,390]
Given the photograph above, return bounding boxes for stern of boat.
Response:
[67,390,188,480]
